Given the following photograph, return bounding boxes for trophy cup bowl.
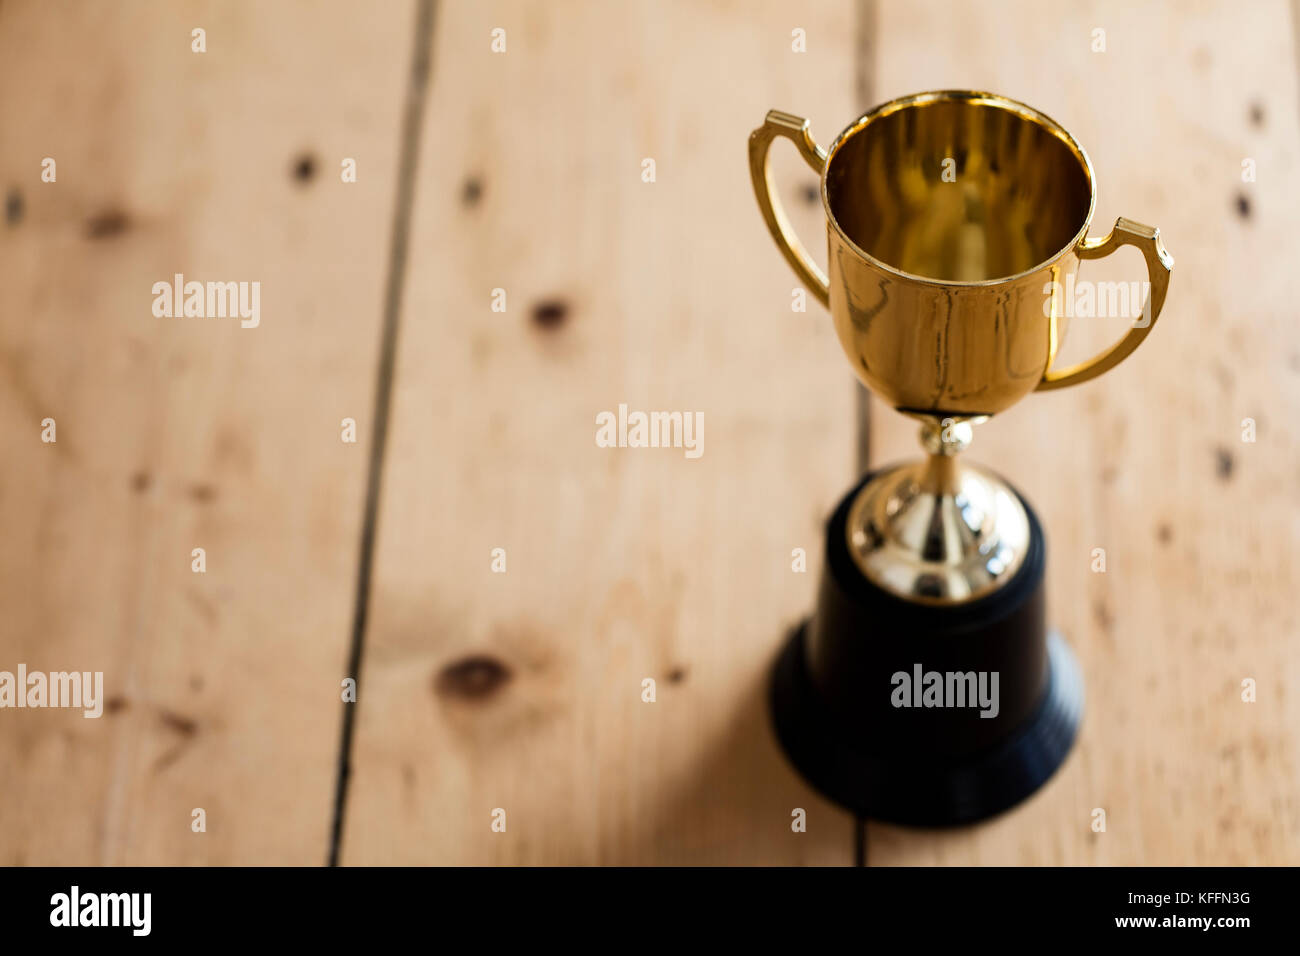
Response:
[750,91,1172,824]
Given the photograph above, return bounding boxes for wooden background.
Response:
[1,0,1296,865]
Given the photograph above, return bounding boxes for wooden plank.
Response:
[343,0,863,864]
[0,0,414,863]
[862,0,1300,864]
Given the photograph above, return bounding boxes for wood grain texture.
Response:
[0,0,414,863]
[863,0,1300,864]
[3,0,1294,868]
[341,0,863,864]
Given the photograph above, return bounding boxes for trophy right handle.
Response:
[748,111,830,308]
[1037,217,1173,391]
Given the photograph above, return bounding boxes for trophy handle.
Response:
[748,111,830,308]
[1037,217,1173,391]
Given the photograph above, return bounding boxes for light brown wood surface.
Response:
[2,0,1296,865]
[0,0,415,864]
[340,0,860,866]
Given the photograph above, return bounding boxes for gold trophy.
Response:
[752,91,1171,823]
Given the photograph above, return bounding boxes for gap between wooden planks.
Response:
[341,0,864,865]
[0,0,415,864]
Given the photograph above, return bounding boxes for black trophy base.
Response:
[770,472,1084,827]
[772,623,1082,826]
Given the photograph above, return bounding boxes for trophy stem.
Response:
[915,418,973,497]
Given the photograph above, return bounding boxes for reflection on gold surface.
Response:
[826,95,1093,284]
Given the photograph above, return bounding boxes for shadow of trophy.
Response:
[749,91,1172,824]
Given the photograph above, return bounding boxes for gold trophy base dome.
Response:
[847,419,1030,604]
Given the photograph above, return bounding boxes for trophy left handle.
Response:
[1037,217,1173,391]
[748,110,830,308]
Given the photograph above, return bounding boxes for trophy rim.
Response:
[819,89,1098,289]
